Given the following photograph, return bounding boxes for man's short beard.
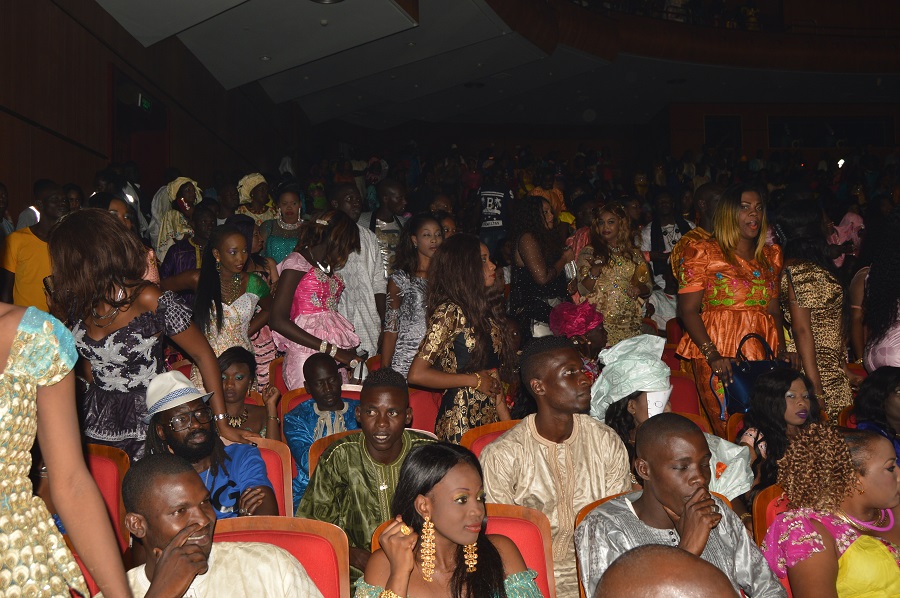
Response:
[164,428,216,463]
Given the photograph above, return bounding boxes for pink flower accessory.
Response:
[549,301,603,338]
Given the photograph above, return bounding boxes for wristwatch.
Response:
[349,358,361,369]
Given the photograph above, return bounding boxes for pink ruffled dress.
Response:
[272,252,359,390]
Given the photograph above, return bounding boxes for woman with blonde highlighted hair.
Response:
[270,210,363,390]
[675,184,793,436]
[575,202,652,347]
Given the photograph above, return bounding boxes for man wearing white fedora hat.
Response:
[144,371,278,518]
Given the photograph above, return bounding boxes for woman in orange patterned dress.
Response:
[675,184,795,436]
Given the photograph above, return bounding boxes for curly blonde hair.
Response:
[776,423,878,511]
[588,203,641,267]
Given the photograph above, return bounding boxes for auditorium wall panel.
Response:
[0,0,301,215]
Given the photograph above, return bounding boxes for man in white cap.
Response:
[480,335,631,598]
[591,335,753,503]
[144,371,277,518]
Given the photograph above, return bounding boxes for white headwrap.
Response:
[590,335,672,420]
[238,173,267,205]
[166,177,202,204]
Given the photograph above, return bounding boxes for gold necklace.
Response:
[228,408,249,428]
[221,273,243,304]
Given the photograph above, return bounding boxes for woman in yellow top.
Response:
[576,203,652,347]
[762,423,900,597]
[675,184,793,436]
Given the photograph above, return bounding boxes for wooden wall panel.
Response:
[0,0,302,216]
[669,102,900,160]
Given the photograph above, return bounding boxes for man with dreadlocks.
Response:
[144,371,278,518]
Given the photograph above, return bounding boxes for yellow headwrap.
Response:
[166,177,202,204]
[238,173,267,205]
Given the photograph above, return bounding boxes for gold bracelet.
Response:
[473,372,483,391]
[739,512,752,522]
[378,590,403,598]
[699,341,718,360]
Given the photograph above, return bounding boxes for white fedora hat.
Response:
[144,370,214,424]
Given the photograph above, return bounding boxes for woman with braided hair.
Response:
[762,423,900,596]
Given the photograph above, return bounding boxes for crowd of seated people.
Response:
[1,142,899,597]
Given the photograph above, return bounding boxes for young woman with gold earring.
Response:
[355,443,541,598]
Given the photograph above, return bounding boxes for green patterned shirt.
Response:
[296,430,434,580]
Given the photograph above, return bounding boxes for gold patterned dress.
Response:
[781,260,852,421]
[576,245,651,347]
[1,307,87,596]
[416,302,501,442]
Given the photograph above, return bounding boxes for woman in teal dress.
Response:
[260,183,304,264]
[0,303,130,597]
[355,443,541,598]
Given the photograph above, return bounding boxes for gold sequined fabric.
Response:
[417,302,502,442]
[781,261,852,420]
[577,245,650,346]
[0,308,88,597]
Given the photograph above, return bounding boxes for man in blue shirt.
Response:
[144,371,277,518]
[283,353,360,510]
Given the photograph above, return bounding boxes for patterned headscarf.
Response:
[238,173,267,205]
[166,177,202,204]
[590,335,671,420]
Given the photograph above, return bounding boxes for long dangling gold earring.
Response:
[463,541,478,573]
[419,516,436,582]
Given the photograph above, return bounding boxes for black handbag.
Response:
[709,333,788,421]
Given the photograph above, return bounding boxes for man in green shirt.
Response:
[296,367,433,581]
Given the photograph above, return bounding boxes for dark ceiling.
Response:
[94,0,900,129]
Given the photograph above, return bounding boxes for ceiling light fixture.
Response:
[309,0,344,4]
[260,55,271,61]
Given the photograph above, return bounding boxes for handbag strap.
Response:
[735,332,775,362]
[708,372,728,421]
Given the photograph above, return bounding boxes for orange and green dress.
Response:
[675,238,782,435]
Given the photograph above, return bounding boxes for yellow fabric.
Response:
[836,535,900,597]
[166,177,202,204]
[238,173,267,205]
[1,227,50,311]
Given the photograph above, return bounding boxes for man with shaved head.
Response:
[594,545,739,598]
[575,413,785,598]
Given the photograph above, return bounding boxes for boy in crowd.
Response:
[297,367,433,581]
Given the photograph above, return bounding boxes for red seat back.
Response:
[214,517,348,598]
[661,346,682,370]
[255,439,293,516]
[470,431,506,458]
[485,513,554,598]
[666,318,684,344]
[270,357,288,395]
[409,389,439,434]
[669,374,701,415]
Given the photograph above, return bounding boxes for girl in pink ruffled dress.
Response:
[270,211,363,390]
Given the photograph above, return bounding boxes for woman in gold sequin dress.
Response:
[774,201,857,421]
[576,203,652,347]
[0,302,130,597]
[408,234,514,442]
